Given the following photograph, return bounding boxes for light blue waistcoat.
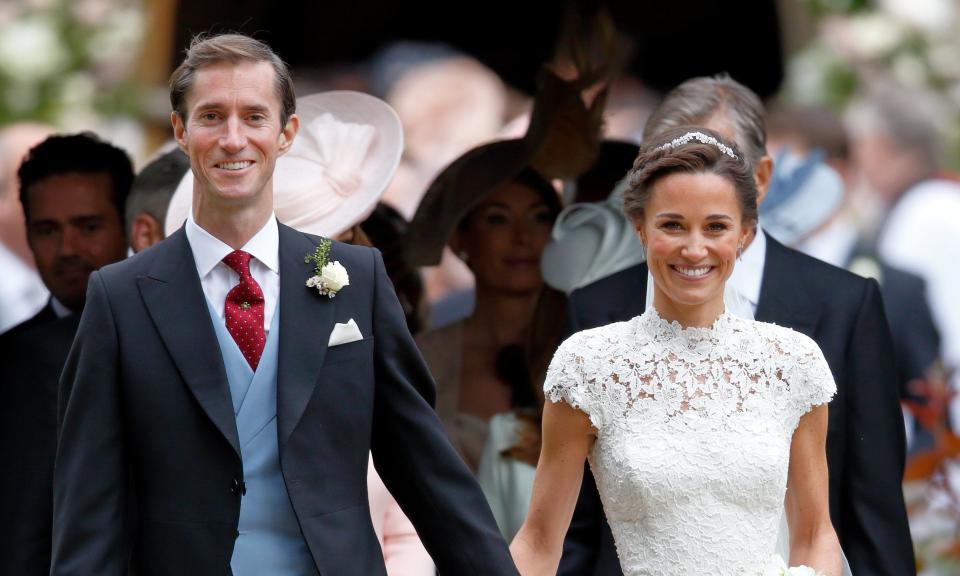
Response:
[206,301,318,576]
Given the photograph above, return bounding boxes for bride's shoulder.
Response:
[741,317,822,357]
[561,317,638,351]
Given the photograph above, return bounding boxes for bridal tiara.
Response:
[654,131,740,161]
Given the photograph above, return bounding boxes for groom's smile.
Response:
[172,59,297,211]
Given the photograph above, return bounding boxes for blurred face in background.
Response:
[850,127,926,204]
[25,172,127,311]
[453,180,556,296]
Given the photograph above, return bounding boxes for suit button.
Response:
[231,479,246,496]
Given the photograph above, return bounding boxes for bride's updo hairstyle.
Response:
[623,126,758,226]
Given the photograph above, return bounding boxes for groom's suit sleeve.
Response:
[842,279,915,575]
[50,271,130,575]
[366,249,519,576]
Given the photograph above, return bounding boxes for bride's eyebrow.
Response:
[654,212,684,219]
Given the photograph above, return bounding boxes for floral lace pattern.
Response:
[545,309,836,575]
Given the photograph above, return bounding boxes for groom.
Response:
[51,34,517,576]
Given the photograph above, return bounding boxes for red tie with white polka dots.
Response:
[222,250,266,371]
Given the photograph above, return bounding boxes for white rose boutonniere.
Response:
[305,238,349,298]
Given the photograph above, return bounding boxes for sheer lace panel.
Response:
[544,309,836,575]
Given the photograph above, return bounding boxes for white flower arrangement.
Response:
[760,555,825,576]
[783,1,960,171]
[0,1,143,126]
[305,239,349,298]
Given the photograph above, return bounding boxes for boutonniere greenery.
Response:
[305,238,349,298]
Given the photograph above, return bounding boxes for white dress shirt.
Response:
[185,215,280,332]
[727,228,767,317]
[50,296,73,319]
[0,243,49,333]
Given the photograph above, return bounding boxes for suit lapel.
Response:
[276,224,335,449]
[137,228,241,456]
[755,235,820,337]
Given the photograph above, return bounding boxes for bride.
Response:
[509,127,843,575]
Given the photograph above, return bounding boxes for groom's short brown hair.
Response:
[169,33,296,127]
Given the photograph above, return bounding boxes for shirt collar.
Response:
[49,296,73,318]
[727,228,767,307]
[185,214,280,278]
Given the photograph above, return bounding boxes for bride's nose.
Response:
[680,236,708,260]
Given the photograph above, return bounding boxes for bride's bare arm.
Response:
[510,400,595,575]
[786,404,842,575]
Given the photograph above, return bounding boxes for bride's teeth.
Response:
[676,266,710,277]
[219,161,251,170]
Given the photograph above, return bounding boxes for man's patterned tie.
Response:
[222,250,266,371]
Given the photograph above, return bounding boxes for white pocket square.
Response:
[328,318,363,347]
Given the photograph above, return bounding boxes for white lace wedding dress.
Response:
[545,308,836,575]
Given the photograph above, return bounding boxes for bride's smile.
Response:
[636,171,750,327]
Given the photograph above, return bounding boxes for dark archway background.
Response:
[174,0,783,98]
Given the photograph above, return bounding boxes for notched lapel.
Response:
[277,224,336,449]
[755,237,820,337]
[137,229,241,456]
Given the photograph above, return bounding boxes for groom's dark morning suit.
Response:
[558,234,915,576]
[51,223,518,575]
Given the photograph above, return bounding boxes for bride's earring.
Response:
[736,239,744,261]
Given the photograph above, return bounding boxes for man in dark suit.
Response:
[51,34,516,576]
[0,316,80,576]
[1,133,132,336]
[558,75,913,576]
[0,133,131,576]
[126,148,190,253]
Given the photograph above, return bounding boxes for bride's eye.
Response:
[706,222,730,233]
[660,221,683,231]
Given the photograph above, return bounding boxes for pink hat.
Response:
[165,91,403,237]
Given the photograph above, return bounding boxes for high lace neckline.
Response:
[638,307,735,344]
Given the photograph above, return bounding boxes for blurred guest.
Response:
[0,131,131,576]
[382,50,509,220]
[127,148,190,253]
[164,91,432,575]
[374,45,515,312]
[765,104,940,407]
[4,132,130,332]
[540,140,643,295]
[360,203,429,335]
[0,123,53,333]
[406,139,564,539]
[847,87,960,427]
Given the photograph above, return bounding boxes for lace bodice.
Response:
[545,309,836,575]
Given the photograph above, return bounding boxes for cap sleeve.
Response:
[789,334,837,423]
[543,333,603,430]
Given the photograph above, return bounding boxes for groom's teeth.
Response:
[218,161,252,170]
[676,266,710,277]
